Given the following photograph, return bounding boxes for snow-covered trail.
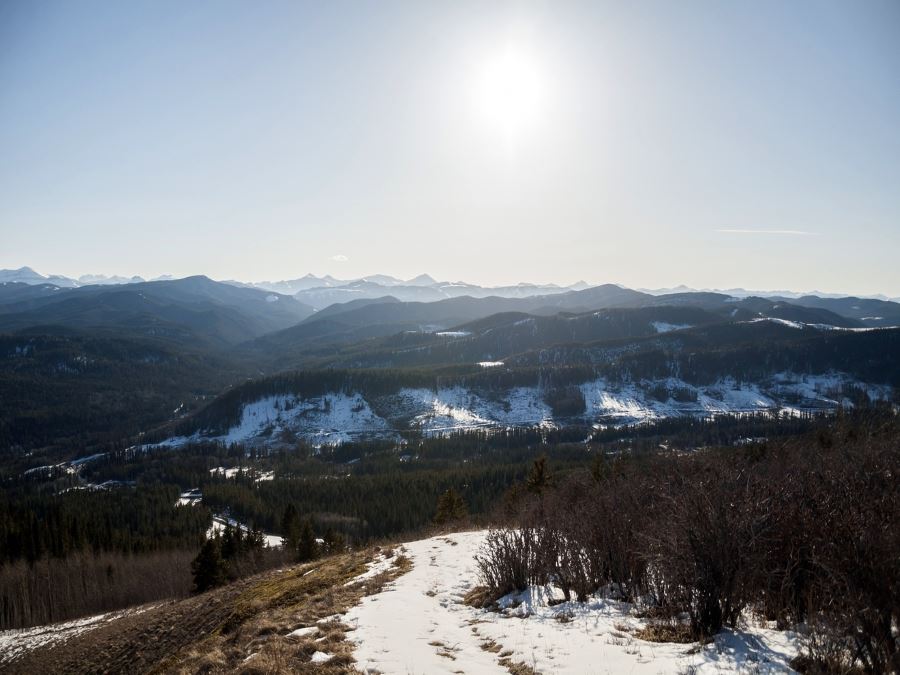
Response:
[345,531,800,674]
[347,531,505,673]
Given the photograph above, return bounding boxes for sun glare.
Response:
[472,44,545,140]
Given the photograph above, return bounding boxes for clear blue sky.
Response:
[1,0,898,295]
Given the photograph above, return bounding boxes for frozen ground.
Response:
[0,604,157,666]
[154,372,892,448]
[345,531,801,674]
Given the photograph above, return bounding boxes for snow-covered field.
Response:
[345,531,801,674]
[153,372,892,448]
[0,605,157,666]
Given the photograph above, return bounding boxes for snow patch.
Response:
[651,321,693,333]
[344,552,401,586]
[0,604,157,666]
[393,386,553,436]
[288,626,318,638]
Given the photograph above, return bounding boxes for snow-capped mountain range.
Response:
[3,266,897,306]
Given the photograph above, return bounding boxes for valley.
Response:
[1,270,898,674]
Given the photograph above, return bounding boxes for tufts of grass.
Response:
[162,546,412,674]
[634,619,695,644]
[462,585,496,609]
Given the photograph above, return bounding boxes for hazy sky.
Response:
[1,0,898,295]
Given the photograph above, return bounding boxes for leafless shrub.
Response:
[475,527,547,599]
[479,411,900,666]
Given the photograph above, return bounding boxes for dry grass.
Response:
[10,545,412,675]
[498,655,539,675]
[634,619,695,644]
[428,640,459,661]
[172,549,411,674]
[480,639,502,653]
[462,584,496,609]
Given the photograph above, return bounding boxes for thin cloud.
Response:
[715,229,819,236]
[330,254,349,262]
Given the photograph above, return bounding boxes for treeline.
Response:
[202,464,531,541]
[615,324,900,387]
[312,306,722,370]
[171,365,602,438]
[477,409,900,672]
[514,324,900,389]
[0,484,209,565]
[0,549,195,630]
[588,410,826,448]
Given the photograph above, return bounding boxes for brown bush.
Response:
[476,411,900,667]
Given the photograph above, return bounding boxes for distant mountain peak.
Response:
[407,274,437,286]
[360,274,405,286]
[0,266,49,284]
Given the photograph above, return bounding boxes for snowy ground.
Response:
[651,321,693,333]
[0,604,157,666]
[156,393,401,449]
[153,372,892,448]
[345,531,801,674]
[391,386,555,436]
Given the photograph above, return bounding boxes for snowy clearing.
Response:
[344,531,801,674]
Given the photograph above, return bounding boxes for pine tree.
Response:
[297,519,318,562]
[526,456,550,495]
[281,504,301,554]
[433,488,468,526]
[220,523,242,561]
[191,536,226,593]
[322,527,346,555]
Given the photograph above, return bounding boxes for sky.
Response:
[1,0,898,295]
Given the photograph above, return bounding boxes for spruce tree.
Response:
[526,456,550,495]
[297,519,318,562]
[433,488,468,526]
[322,527,346,555]
[281,504,301,553]
[191,536,226,593]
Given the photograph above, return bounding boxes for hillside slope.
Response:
[2,532,802,674]
[2,546,406,674]
[0,277,314,348]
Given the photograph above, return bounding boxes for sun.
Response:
[472,44,545,140]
